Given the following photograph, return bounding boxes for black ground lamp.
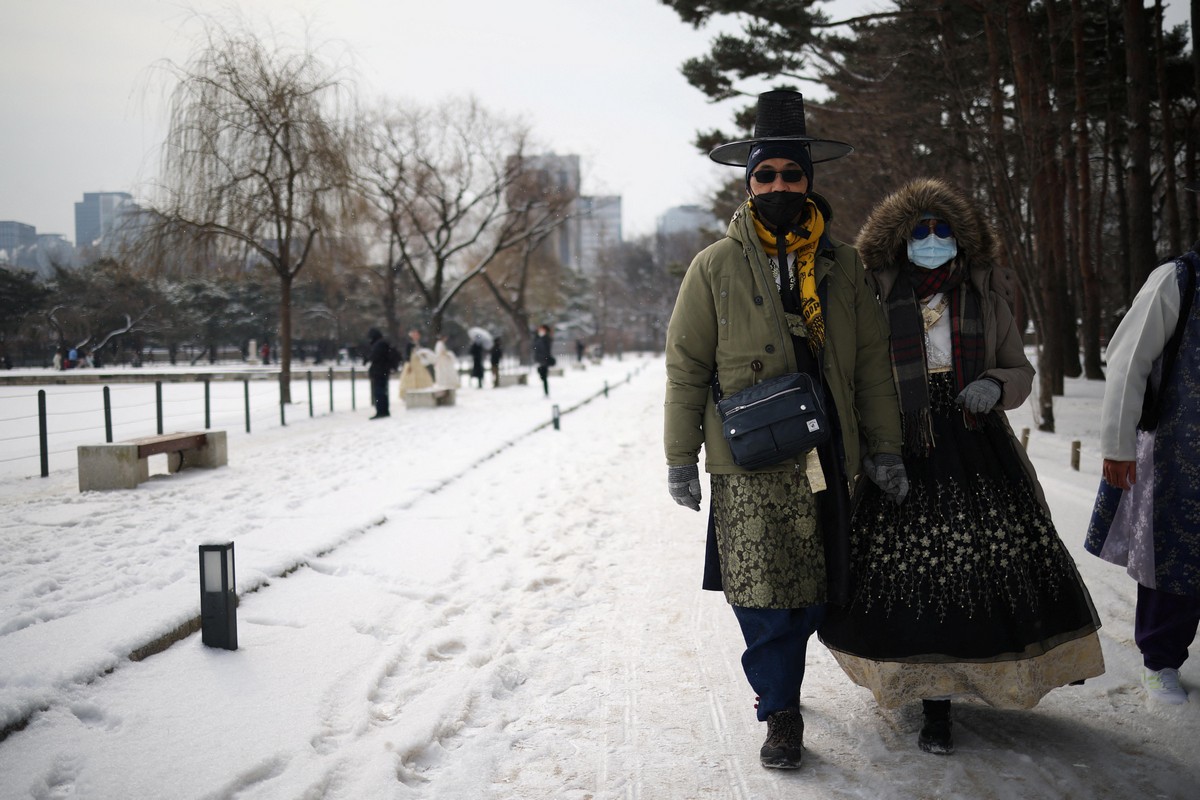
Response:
[199,542,238,650]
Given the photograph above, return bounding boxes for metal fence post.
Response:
[38,390,48,478]
[156,381,164,434]
[244,379,251,434]
[328,367,334,413]
[103,386,113,442]
[204,380,211,429]
[307,370,314,418]
[351,367,356,410]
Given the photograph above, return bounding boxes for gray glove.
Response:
[668,464,702,511]
[863,453,909,505]
[956,378,1002,414]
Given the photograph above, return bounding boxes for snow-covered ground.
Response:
[0,354,1197,799]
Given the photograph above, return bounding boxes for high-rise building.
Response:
[657,204,721,237]
[655,204,723,274]
[509,154,622,276]
[0,220,37,255]
[74,191,133,248]
[577,195,622,276]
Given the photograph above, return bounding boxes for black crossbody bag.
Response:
[713,372,830,470]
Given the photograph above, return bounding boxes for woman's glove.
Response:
[668,464,702,511]
[863,453,909,505]
[955,378,1002,414]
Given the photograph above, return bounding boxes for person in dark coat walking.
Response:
[490,337,503,387]
[469,337,487,388]
[532,324,555,396]
[363,328,393,419]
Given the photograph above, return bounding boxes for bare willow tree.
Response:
[152,16,353,401]
[354,97,574,338]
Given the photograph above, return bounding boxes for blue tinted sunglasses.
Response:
[913,220,953,239]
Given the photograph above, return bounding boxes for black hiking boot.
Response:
[918,699,954,755]
[760,709,804,769]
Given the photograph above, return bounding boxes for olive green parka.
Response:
[664,198,902,483]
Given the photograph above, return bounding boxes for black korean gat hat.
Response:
[708,90,853,167]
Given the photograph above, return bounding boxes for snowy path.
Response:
[0,357,1197,798]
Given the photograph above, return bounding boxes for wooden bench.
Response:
[78,431,228,491]
[495,373,528,388]
[403,387,456,408]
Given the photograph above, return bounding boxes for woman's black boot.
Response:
[918,699,954,755]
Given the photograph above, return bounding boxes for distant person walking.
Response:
[490,336,503,387]
[469,336,487,389]
[532,324,555,397]
[363,328,393,419]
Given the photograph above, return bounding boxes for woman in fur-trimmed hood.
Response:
[819,178,1104,756]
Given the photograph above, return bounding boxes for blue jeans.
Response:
[732,604,826,721]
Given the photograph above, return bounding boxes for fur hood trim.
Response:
[855,178,998,272]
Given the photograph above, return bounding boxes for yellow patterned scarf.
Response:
[751,198,826,352]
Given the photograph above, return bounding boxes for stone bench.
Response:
[495,373,528,388]
[78,430,228,491]
[404,387,456,408]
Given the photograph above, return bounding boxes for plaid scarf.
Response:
[886,262,985,456]
[751,199,826,354]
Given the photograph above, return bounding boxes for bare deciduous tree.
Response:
[151,16,353,401]
[354,97,575,339]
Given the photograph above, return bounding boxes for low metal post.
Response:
[552,404,561,431]
[604,381,609,398]
[1071,441,1081,471]
[38,390,48,478]
[156,381,164,435]
[199,542,238,650]
[243,379,251,434]
[307,370,314,418]
[351,367,356,410]
[204,380,211,429]
[103,386,113,442]
[328,367,334,413]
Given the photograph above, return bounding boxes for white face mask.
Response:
[907,235,958,269]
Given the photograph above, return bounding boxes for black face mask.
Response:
[752,191,810,232]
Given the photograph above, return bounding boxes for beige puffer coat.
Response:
[854,177,1045,507]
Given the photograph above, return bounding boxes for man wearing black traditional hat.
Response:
[664,90,905,769]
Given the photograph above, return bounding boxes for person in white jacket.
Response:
[1090,181,1200,706]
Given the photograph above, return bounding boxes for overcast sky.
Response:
[1,1,1191,243]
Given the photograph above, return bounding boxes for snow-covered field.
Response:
[0,354,1196,799]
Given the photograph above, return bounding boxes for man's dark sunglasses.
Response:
[912,221,953,239]
[751,168,807,185]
